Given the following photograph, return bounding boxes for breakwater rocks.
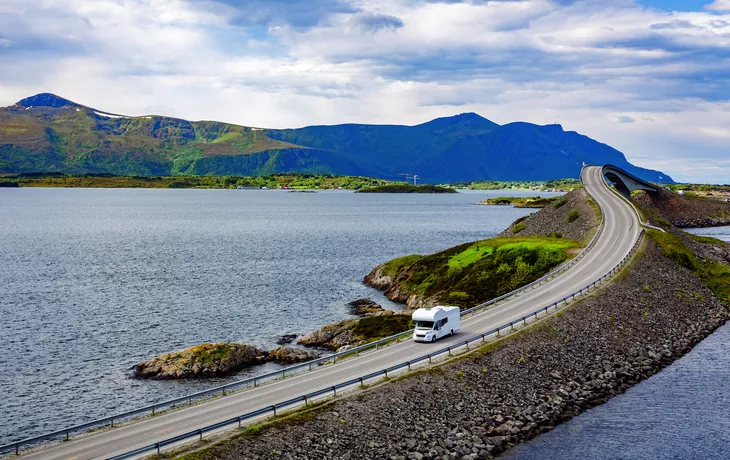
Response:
[499,188,598,242]
[634,189,730,228]
[133,343,320,379]
[185,237,729,459]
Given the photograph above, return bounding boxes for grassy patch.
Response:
[567,209,581,223]
[553,197,568,209]
[688,233,726,246]
[351,316,415,341]
[481,196,561,208]
[380,236,579,307]
[382,254,422,275]
[512,223,526,234]
[648,230,730,304]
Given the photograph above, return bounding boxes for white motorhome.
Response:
[412,306,460,342]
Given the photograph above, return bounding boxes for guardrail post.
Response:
[152,407,155,416]
[304,394,308,404]
[333,386,337,396]
[428,354,432,363]
[360,377,364,385]
[238,417,242,428]
[407,362,411,370]
[110,417,114,427]
[273,405,277,416]
[65,431,69,441]
[157,442,161,456]
[189,397,192,405]
[15,443,19,455]
[199,429,203,441]
[333,356,337,364]
[466,342,470,350]
[309,362,313,371]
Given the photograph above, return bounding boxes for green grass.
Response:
[512,223,526,234]
[553,197,568,209]
[379,236,580,307]
[688,233,726,246]
[648,230,730,304]
[351,316,415,341]
[567,210,581,223]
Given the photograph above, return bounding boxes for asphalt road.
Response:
[21,166,640,460]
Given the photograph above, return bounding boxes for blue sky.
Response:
[0,0,728,183]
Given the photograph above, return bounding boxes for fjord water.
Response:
[507,225,730,460]
[0,188,545,444]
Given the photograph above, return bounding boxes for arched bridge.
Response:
[602,164,660,198]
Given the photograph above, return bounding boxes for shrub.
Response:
[448,291,470,302]
[567,210,581,223]
[655,217,671,228]
[513,223,526,234]
[547,232,563,238]
[553,197,568,209]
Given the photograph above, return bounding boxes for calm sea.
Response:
[0,187,552,444]
[508,224,730,460]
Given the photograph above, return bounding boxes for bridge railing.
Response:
[106,229,645,460]
[0,176,607,456]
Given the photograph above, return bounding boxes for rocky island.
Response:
[133,342,320,379]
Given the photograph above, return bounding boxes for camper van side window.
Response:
[442,318,448,326]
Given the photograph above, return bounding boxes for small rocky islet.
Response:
[133,298,405,379]
[133,342,321,380]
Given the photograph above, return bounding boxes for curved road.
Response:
[21,166,640,460]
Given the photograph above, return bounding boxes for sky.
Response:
[0,0,728,183]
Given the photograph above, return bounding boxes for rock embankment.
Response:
[133,343,320,379]
[499,188,598,242]
[634,189,730,228]
[185,235,729,459]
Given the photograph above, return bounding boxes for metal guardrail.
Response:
[0,169,606,457]
[107,230,645,460]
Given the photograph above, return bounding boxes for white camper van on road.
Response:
[412,306,460,342]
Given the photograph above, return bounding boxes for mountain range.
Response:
[0,93,672,183]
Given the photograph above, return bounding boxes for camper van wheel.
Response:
[431,335,436,343]
[450,330,454,337]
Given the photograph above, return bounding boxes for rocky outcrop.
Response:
[362,269,435,310]
[347,298,394,317]
[499,188,598,242]
[297,320,363,351]
[134,343,321,379]
[634,189,730,228]
[268,346,321,364]
[133,343,269,379]
[179,236,730,460]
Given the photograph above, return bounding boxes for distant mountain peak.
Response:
[17,93,83,109]
[418,112,499,131]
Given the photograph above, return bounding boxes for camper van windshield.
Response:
[416,321,434,329]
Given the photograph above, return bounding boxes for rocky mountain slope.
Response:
[0,93,672,183]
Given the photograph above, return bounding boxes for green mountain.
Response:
[0,93,673,183]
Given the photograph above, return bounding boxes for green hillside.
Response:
[0,93,673,183]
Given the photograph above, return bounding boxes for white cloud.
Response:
[705,0,730,12]
[0,0,729,183]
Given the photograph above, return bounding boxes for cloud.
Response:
[705,0,730,12]
[0,0,729,183]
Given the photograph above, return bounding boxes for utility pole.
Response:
[412,175,419,185]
